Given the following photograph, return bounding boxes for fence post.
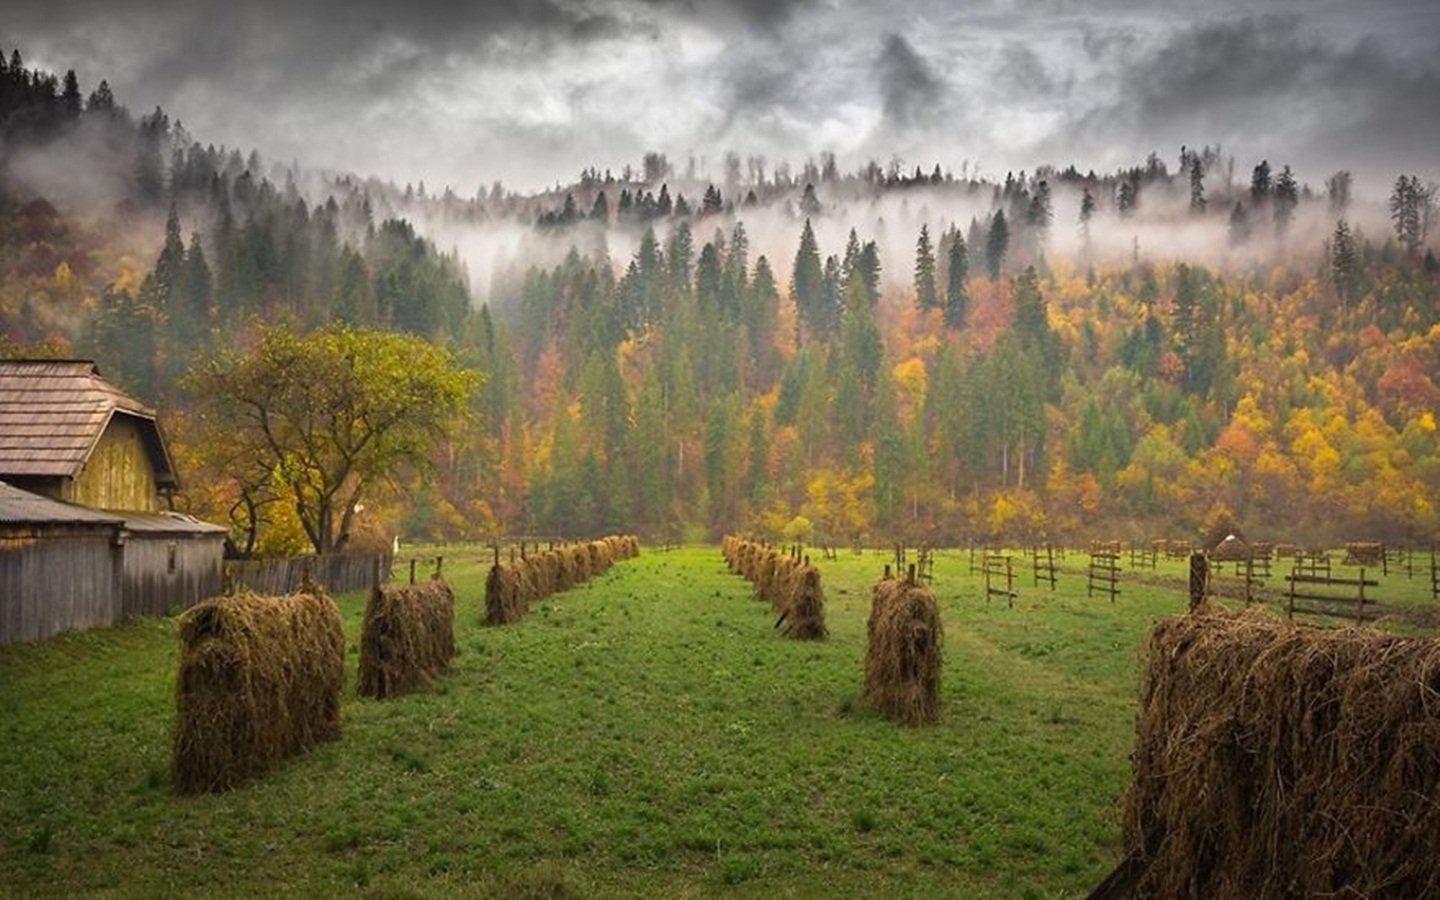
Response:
[1189,553,1208,611]
[435,555,444,580]
[409,558,416,585]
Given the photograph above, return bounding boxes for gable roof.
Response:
[0,480,125,527]
[0,360,177,488]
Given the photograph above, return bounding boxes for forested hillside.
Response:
[2,52,1436,549]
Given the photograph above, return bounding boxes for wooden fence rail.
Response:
[224,552,392,596]
[1285,569,1378,622]
[1088,551,1120,601]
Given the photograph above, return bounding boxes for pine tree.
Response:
[1025,180,1052,241]
[914,224,938,310]
[1117,180,1137,219]
[1273,165,1298,237]
[60,69,81,115]
[1228,202,1250,247]
[1390,174,1428,256]
[86,79,115,112]
[985,209,1009,278]
[151,204,186,308]
[1250,160,1271,203]
[1189,156,1206,213]
[183,233,213,322]
[791,219,823,345]
[944,230,969,329]
[1330,218,1358,306]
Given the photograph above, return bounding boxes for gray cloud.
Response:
[876,33,945,130]
[1053,14,1440,189]
[3,0,1438,195]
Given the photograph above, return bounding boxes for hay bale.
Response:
[358,579,456,699]
[485,563,527,625]
[173,590,345,794]
[863,577,942,726]
[1122,609,1440,898]
[779,564,827,640]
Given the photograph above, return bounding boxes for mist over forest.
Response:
[1,17,1438,550]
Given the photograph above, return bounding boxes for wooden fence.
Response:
[984,553,1016,607]
[1088,550,1120,601]
[224,552,392,596]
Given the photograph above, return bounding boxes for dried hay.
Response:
[485,563,527,625]
[1344,542,1385,566]
[778,563,827,640]
[1122,608,1440,898]
[173,590,344,794]
[863,576,942,726]
[484,536,639,627]
[358,579,455,699]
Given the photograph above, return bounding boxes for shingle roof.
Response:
[0,480,125,526]
[0,360,176,485]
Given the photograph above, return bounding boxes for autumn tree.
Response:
[193,324,478,553]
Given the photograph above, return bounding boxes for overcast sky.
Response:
[7,0,1439,197]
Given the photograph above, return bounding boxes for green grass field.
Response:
[1,546,1435,897]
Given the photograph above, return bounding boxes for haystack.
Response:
[863,575,942,726]
[1122,609,1440,898]
[778,563,827,640]
[485,563,526,625]
[358,579,456,699]
[173,590,344,794]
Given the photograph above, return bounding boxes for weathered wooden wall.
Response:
[226,553,390,596]
[65,416,159,512]
[0,527,121,644]
[121,535,225,619]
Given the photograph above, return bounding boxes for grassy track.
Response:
[1,546,1432,897]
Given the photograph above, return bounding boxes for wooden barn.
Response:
[0,360,225,644]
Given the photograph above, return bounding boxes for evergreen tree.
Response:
[914,223,938,310]
[1228,202,1250,247]
[1189,156,1206,213]
[1025,180,1052,242]
[985,209,1009,278]
[1117,180,1137,219]
[790,219,824,344]
[1250,160,1272,203]
[1273,165,1298,237]
[800,183,821,216]
[60,69,81,115]
[944,230,969,329]
[86,79,115,112]
[1330,218,1358,305]
[183,233,213,322]
[1390,174,1429,256]
[1326,170,1352,215]
[151,203,186,308]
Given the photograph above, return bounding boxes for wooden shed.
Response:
[119,512,226,619]
[0,481,125,644]
[0,359,177,510]
[0,360,226,643]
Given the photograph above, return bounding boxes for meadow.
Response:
[1,546,1434,898]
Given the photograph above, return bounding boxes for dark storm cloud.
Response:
[1056,14,1440,184]
[876,33,945,130]
[4,0,1439,193]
